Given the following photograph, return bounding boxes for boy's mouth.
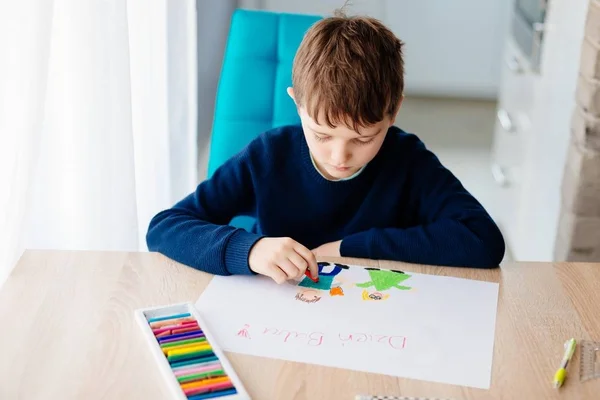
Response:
[330,165,351,172]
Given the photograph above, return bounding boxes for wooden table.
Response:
[0,251,599,399]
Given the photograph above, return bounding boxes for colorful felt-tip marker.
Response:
[146,308,241,399]
[148,313,191,323]
[305,269,319,283]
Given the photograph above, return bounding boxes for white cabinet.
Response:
[489,38,538,258]
[239,0,511,98]
[513,0,589,261]
[490,0,590,261]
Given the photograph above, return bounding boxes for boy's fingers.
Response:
[277,258,300,280]
[268,265,287,284]
[287,252,308,277]
[294,243,318,278]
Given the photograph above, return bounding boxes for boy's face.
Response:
[288,88,400,180]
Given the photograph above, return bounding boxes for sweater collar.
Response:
[308,151,367,182]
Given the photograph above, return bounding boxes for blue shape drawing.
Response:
[298,262,349,291]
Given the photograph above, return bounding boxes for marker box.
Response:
[134,302,251,400]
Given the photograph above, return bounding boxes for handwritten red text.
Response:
[235,324,406,350]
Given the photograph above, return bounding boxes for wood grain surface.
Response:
[0,250,599,399]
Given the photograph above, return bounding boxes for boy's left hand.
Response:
[312,240,342,258]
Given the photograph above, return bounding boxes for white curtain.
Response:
[0,0,198,284]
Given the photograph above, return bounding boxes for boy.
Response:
[146,12,505,283]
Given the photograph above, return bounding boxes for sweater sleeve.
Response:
[340,142,505,268]
[146,142,265,275]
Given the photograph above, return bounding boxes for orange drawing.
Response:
[295,289,322,303]
[330,286,344,296]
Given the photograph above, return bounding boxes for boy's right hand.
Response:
[248,237,318,284]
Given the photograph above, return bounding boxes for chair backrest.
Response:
[207,9,321,230]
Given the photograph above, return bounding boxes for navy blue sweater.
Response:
[147,125,505,274]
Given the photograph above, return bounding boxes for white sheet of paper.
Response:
[195,263,499,389]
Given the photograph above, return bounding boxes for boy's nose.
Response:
[330,145,350,165]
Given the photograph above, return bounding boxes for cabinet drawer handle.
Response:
[531,22,545,73]
[497,109,516,134]
[506,56,523,73]
[491,163,509,187]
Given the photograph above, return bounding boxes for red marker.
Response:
[305,269,319,283]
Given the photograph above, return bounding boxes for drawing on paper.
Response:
[355,268,412,291]
[196,261,501,390]
[328,273,353,296]
[295,289,321,303]
[294,264,413,301]
[237,324,251,339]
[361,289,390,301]
[297,262,350,291]
[329,283,344,296]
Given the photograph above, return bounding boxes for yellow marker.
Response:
[553,338,577,388]
[167,345,212,357]
[162,341,209,355]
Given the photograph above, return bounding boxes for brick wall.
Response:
[555,0,600,260]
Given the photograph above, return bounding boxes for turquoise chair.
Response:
[207,9,321,231]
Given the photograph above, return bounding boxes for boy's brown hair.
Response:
[291,8,405,132]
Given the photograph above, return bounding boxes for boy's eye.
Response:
[354,138,375,145]
[313,133,330,142]
[312,133,374,145]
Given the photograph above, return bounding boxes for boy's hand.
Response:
[248,237,318,284]
[312,240,342,258]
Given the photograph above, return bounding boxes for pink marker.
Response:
[173,362,222,377]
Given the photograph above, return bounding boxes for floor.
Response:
[198,96,513,261]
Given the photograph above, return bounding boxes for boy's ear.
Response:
[287,87,296,104]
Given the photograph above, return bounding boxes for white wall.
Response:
[238,0,512,99]
[242,0,386,19]
[384,0,512,99]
